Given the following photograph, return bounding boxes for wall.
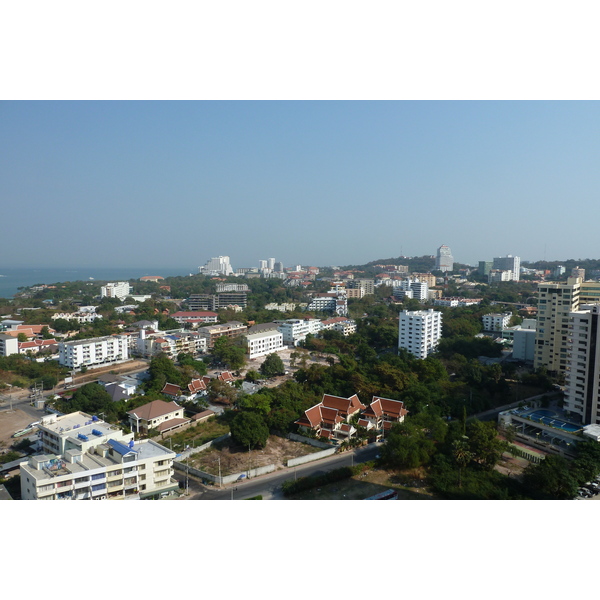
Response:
[287,432,332,449]
[287,447,336,467]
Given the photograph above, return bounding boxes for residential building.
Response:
[21,414,177,500]
[216,283,249,292]
[187,292,247,310]
[51,311,102,324]
[58,335,129,370]
[553,265,566,278]
[492,255,520,281]
[435,245,454,272]
[264,302,298,312]
[245,329,285,359]
[482,312,512,332]
[564,304,600,424]
[434,297,483,307]
[0,334,19,356]
[320,316,357,336]
[128,400,188,435]
[572,266,586,279]
[171,311,219,326]
[398,309,442,359]
[488,269,513,283]
[195,321,247,349]
[360,396,408,438]
[199,256,234,276]
[347,279,374,295]
[19,339,58,355]
[276,318,322,346]
[101,282,133,300]
[295,393,366,442]
[139,276,164,282]
[410,273,437,288]
[393,279,428,301]
[478,261,493,277]
[534,276,582,374]
[512,324,537,362]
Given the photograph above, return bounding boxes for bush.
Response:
[281,465,362,497]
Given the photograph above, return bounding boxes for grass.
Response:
[158,416,229,453]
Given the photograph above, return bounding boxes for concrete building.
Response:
[0,333,19,356]
[488,269,513,283]
[478,261,493,277]
[512,326,537,362]
[535,277,582,374]
[127,400,187,435]
[195,322,247,349]
[187,292,248,310]
[564,304,600,425]
[320,317,357,336]
[100,282,133,300]
[171,311,219,326]
[216,283,249,293]
[277,318,322,346]
[393,279,429,301]
[58,335,129,370]
[482,312,512,332]
[572,266,586,279]
[435,245,454,272]
[21,413,177,500]
[199,256,234,276]
[492,255,520,281]
[410,273,437,288]
[398,309,442,359]
[245,329,285,359]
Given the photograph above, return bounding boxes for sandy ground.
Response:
[0,408,37,448]
[239,346,337,388]
[187,435,321,475]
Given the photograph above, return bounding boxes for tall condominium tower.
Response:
[199,256,234,276]
[564,304,600,425]
[492,255,521,281]
[435,245,454,272]
[398,309,442,359]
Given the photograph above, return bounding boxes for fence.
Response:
[287,447,337,467]
[287,432,332,449]
[174,459,276,486]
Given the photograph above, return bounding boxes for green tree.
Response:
[259,353,285,378]
[230,411,269,449]
[212,336,246,370]
[17,333,28,343]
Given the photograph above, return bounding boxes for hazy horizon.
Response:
[3,101,600,269]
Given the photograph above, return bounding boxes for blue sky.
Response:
[2,101,600,271]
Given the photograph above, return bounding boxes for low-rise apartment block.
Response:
[196,321,247,348]
[58,335,129,370]
[482,312,512,332]
[21,429,177,500]
[245,329,285,359]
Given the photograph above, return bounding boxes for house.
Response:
[161,383,183,400]
[361,396,408,439]
[295,393,366,442]
[128,400,189,435]
[186,378,207,399]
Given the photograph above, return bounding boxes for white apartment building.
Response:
[216,283,249,292]
[58,335,129,370]
[482,312,512,332]
[199,256,234,276]
[277,318,322,346]
[435,245,454,272]
[100,282,133,300]
[51,311,102,324]
[0,334,19,357]
[564,304,600,424]
[21,426,177,500]
[492,255,521,281]
[434,297,483,307]
[398,309,442,359]
[245,330,284,359]
[512,327,537,362]
[393,279,429,301]
[488,270,513,283]
[321,317,357,336]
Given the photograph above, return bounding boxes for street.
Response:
[174,443,382,500]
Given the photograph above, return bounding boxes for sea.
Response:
[0,267,194,300]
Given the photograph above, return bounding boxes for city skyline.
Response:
[3,101,600,270]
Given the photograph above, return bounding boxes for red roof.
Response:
[187,379,207,393]
[161,383,182,397]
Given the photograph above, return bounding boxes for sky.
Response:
[2,100,600,271]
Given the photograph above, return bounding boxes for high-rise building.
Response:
[259,260,268,270]
[101,282,132,300]
[492,255,520,281]
[435,245,454,272]
[572,265,586,279]
[398,309,442,359]
[199,256,233,276]
[564,303,600,424]
[478,261,493,277]
[534,277,582,374]
[268,258,276,270]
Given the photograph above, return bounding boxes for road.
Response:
[175,443,382,500]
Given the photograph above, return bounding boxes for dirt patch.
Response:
[188,435,321,475]
[291,466,436,500]
[0,409,36,447]
[66,360,148,387]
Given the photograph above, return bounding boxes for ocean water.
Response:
[0,267,193,299]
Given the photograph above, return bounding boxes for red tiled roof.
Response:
[218,371,235,382]
[161,383,182,396]
[187,379,207,393]
[128,400,181,421]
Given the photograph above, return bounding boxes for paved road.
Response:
[177,443,382,500]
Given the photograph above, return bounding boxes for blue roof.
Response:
[107,439,136,456]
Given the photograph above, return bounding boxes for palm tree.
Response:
[452,437,473,489]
